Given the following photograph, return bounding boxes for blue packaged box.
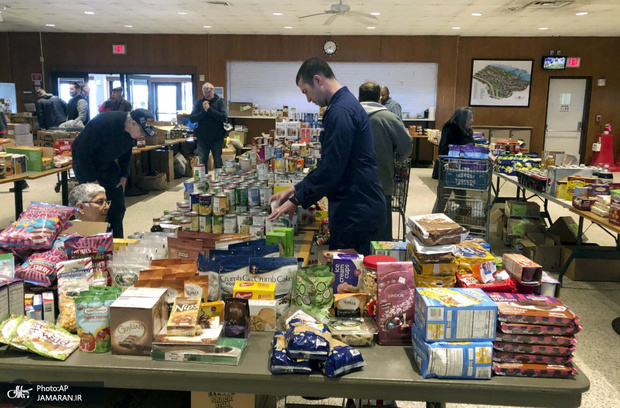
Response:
[414,287,497,342]
[411,324,493,379]
[332,254,364,294]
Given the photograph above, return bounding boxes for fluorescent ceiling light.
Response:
[284,26,292,29]
[367,26,376,29]
[471,13,482,16]
[539,27,548,30]
[46,23,55,26]
[273,12,283,16]
[124,25,133,28]
[452,26,461,29]
[203,25,211,28]
[370,12,380,16]
[576,12,588,16]
[178,12,187,15]
[84,11,95,15]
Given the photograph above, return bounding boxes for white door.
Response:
[543,78,588,158]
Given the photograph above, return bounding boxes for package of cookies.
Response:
[487,292,580,327]
[248,299,277,331]
[327,317,377,347]
[333,293,369,318]
[406,214,468,246]
[495,332,577,346]
[492,362,576,378]
[167,297,201,336]
[493,341,575,356]
[409,235,458,264]
[493,351,573,365]
[499,322,582,336]
[332,254,364,294]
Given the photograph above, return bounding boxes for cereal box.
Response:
[414,287,497,342]
[411,324,493,379]
[332,254,364,294]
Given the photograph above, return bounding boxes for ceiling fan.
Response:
[0,4,39,25]
[299,1,378,26]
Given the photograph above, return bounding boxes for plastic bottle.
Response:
[597,164,613,185]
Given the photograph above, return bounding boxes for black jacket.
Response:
[438,122,474,156]
[67,94,86,121]
[189,94,227,141]
[36,94,67,129]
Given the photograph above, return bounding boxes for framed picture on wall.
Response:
[469,59,533,107]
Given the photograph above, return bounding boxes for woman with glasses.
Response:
[68,183,110,223]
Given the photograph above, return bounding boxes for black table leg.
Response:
[13,179,23,219]
[61,170,69,206]
[556,216,584,295]
[426,403,446,408]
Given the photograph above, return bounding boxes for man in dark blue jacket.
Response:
[71,109,156,238]
[269,58,385,255]
[35,88,67,129]
[189,82,228,169]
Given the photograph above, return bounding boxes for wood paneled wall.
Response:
[1,33,619,161]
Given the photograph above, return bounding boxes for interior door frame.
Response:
[153,82,184,120]
[543,76,592,160]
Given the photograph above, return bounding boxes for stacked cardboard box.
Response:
[488,292,579,379]
[502,201,544,246]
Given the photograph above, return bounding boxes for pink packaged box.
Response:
[493,341,575,356]
[495,332,577,347]
[376,261,415,346]
[493,351,573,365]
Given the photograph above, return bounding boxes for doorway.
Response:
[543,77,591,160]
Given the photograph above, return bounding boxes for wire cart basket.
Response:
[437,156,492,239]
[392,158,411,241]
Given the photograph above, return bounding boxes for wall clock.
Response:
[323,40,338,55]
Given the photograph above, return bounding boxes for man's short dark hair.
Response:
[296,57,335,86]
[359,81,381,103]
[70,81,80,89]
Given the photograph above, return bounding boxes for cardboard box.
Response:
[0,154,14,176]
[503,218,545,244]
[0,276,25,319]
[34,139,54,148]
[232,281,275,300]
[150,149,174,182]
[7,123,31,135]
[546,167,595,197]
[136,173,167,191]
[12,154,27,174]
[505,201,540,219]
[548,216,586,244]
[561,245,620,281]
[228,131,248,145]
[414,287,497,342]
[5,144,54,172]
[490,203,507,236]
[228,102,253,117]
[15,133,34,146]
[371,241,407,261]
[248,299,277,331]
[332,253,364,294]
[191,392,256,408]
[521,232,562,272]
[318,249,359,265]
[150,126,170,145]
[502,253,543,285]
[411,325,493,379]
[110,287,167,356]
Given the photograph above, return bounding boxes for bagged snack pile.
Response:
[269,319,365,378]
[487,292,580,378]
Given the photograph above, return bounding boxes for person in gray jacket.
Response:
[359,81,412,241]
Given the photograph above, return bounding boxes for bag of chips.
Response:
[270,331,312,375]
[14,247,68,286]
[292,265,334,322]
[5,316,79,360]
[56,258,94,333]
[0,202,76,250]
[319,338,366,377]
[285,320,332,361]
[75,291,117,353]
[64,233,113,286]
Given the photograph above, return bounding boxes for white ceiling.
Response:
[0,0,618,37]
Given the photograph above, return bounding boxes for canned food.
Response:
[224,187,236,212]
[189,192,201,212]
[237,212,252,234]
[224,214,237,234]
[177,201,191,212]
[199,193,212,215]
[286,157,296,173]
[216,170,228,180]
[183,181,194,200]
[236,185,248,207]
[194,164,206,182]
[257,162,268,181]
[213,193,228,215]
[295,158,304,173]
[178,217,192,231]
[225,160,236,174]
[210,186,221,195]
[249,224,265,238]
[272,158,285,174]
[252,211,268,227]
[248,186,260,207]
[186,211,199,232]
[199,214,212,233]
[212,214,224,234]
[259,186,272,207]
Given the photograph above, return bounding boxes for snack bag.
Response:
[223,297,250,338]
[285,319,332,361]
[0,202,76,250]
[249,257,297,318]
[14,247,68,286]
[292,265,334,322]
[56,258,94,333]
[8,316,79,360]
[75,292,116,353]
[270,331,312,375]
[319,338,366,377]
[64,233,114,286]
[0,315,26,349]
[197,253,222,302]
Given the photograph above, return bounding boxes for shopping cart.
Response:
[392,158,411,241]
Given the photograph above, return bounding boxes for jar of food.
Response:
[362,254,398,317]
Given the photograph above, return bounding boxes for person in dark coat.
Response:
[35,88,67,129]
[189,82,228,169]
[98,87,132,113]
[64,81,88,124]
[432,106,475,213]
[71,109,156,238]
[269,58,386,255]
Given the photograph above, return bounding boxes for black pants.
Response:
[330,227,378,256]
[197,136,223,169]
[377,194,393,241]
[98,164,126,239]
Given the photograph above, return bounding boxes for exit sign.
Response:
[567,57,580,68]
[112,44,126,55]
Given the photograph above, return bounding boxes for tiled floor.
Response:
[1,166,618,408]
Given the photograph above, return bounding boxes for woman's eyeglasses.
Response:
[86,200,111,207]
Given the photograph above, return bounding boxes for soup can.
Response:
[176,201,191,213]
[259,186,272,207]
[286,157,296,174]
[183,180,194,200]
[213,193,228,215]
[257,162,268,181]
[179,217,192,231]
[212,214,224,234]
[199,214,212,233]
[237,212,252,234]
[189,192,201,212]
[224,186,236,212]
[252,211,268,226]
[236,185,249,207]
[193,164,206,182]
[186,211,199,232]
[249,224,265,238]
[272,158,285,174]
[224,214,237,234]
[295,158,305,173]
[248,186,260,207]
[225,160,236,174]
[199,193,212,215]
